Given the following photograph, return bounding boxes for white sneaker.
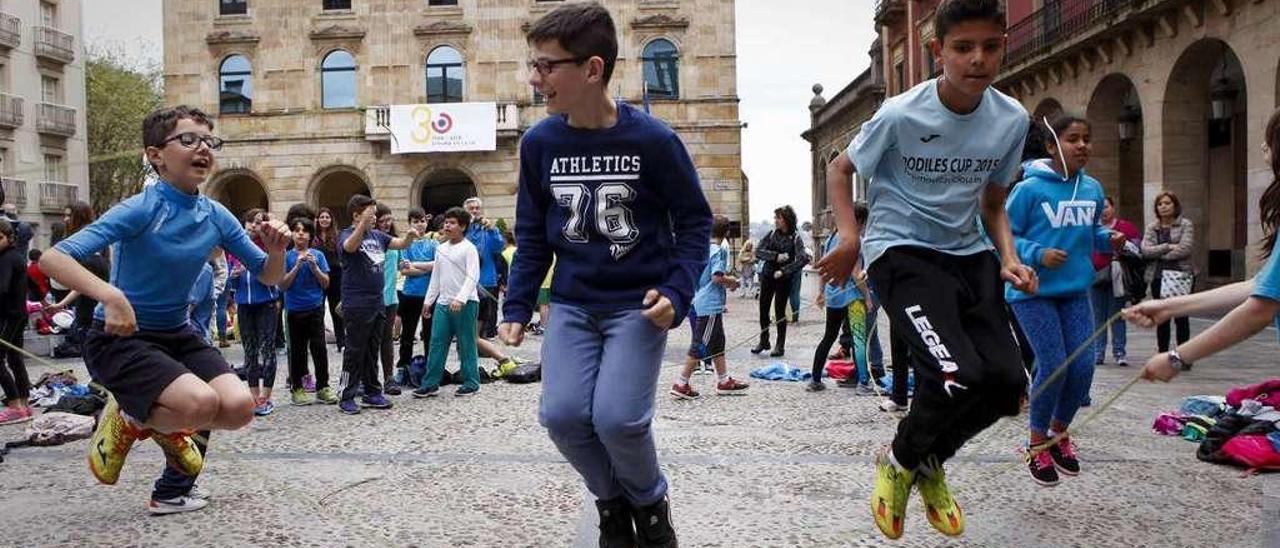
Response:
[186,484,210,500]
[147,495,209,515]
[879,399,908,414]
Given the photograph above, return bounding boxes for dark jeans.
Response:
[380,303,397,384]
[152,430,209,500]
[1150,277,1191,352]
[287,308,329,389]
[758,273,792,348]
[239,302,278,389]
[215,290,230,340]
[479,286,499,339]
[325,275,344,349]
[396,294,430,367]
[339,306,385,401]
[0,316,28,404]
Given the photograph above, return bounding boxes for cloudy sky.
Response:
[84,1,877,224]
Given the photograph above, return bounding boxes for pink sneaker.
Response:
[0,406,32,425]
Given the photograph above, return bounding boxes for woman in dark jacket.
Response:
[752,205,809,357]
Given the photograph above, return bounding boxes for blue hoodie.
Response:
[1005,159,1113,302]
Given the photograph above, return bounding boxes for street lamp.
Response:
[1210,77,1237,121]
[1117,105,1141,142]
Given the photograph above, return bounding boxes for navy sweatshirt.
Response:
[503,102,712,328]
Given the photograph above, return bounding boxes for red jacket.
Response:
[1092,218,1140,271]
[27,261,49,298]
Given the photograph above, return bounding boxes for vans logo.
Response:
[1040,200,1096,228]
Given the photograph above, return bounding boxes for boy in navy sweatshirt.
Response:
[499,3,711,546]
[42,105,290,486]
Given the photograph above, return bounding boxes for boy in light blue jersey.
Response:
[819,0,1038,539]
[42,105,291,487]
[281,218,336,406]
[670,216,748,399]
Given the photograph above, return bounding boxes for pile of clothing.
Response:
[28,371,106,417]
[1152,379,1280,473]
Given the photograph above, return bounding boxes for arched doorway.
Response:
[417,168,478,218]
[1085,74,1144,224]
[1032,98,1064,123]
[1162,38,1248,284]
[207,169,268,222]
[310,166,371,229]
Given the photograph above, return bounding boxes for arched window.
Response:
[426,46,465,103]
[219,55,252,114]
[321,50,357,109]
[642,39,679,100]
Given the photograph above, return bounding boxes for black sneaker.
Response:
[1047,437,1080,476]
[631,497,678,548]
[455,385,479,397]
[749,342,770,354]
[1025,445,1060,487]
[595,497,637,548]
[836,376,860,388]
[412,387,439,399]
[384,382,402,396]
[768,348,785,358]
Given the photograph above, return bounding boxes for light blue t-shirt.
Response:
[54,181,268,331]
[284,248,330,312]
[691,241,729,316]
[847,78,1028,268]
[1252,241,1280,343]
[401,238,438,297]
[822,233,861,309]
[383,248,401,306]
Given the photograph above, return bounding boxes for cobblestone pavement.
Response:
[1,299,1278,547]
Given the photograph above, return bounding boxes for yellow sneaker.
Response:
[152,431,205,477]
[87,396,148,485]
[916,456,965,536]
[870,446,914,540]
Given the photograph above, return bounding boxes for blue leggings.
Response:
[1011,294,1095,434]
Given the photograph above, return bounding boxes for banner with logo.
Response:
[389,102,497,154]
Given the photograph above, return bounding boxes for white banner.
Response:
[389,102,497,153]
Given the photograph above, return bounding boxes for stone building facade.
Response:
[999,0,1279,284]
[162,0,745,229]
[0,0,88,243]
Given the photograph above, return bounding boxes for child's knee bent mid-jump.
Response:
[41,105,292,487]
[498,4,713,546]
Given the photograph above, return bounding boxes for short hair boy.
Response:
[500,3,712,545]
[819,0,1037,539]
[42,105,292,487]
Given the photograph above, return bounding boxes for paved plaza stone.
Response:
[1,300,1278,546]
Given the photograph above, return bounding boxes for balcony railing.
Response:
[1,178,25,209]
[0,93,22,129]
[39,181,77,212]
[0,12,19,50]
[36,102,75,137]
[1006,0,1145,68]
[33,26,74,65]
[873,0,905,24]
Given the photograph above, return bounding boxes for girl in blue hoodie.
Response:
[1006,116,1123,487]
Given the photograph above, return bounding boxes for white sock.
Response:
[676,375,690,386]
[119,410,145,429]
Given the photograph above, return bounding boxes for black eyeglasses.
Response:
[162,132,225,151]
[527,56,586,76]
